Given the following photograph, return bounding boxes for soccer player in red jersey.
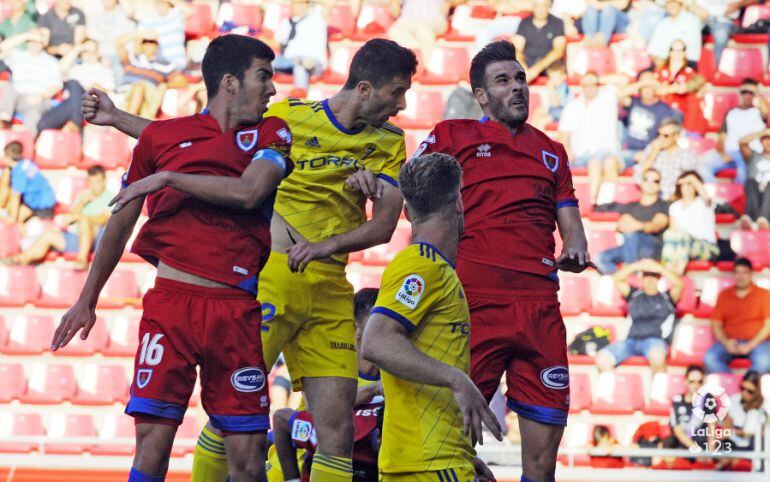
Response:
[414,40,592,482]
[50,35,293,482]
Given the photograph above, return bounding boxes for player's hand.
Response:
[556,246,595,273]
[51,298,97,351]
[286,239,336,273]
[450,372,503,445]
[345,168,383,200]
[474,457,497,482]
[82,88,118,126]
[109,172,169,213]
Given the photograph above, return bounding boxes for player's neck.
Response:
[484,113,522,135]
[204,99,251,132]
[411,219,458,266]
[326,91,367,131]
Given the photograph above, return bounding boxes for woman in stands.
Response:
[655,39,707,133]
[716,371,766,469]
[661,171,719,274]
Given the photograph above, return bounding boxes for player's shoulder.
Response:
[145,113,197,133]
[388,243,449,277]
[377,121,404,138]
[432,118,484,134]
[522,123,567,155]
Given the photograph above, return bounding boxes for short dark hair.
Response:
[592,425,611,444]
[659,117,681,130]
[741,78,759,87]
[400,153,462,220]
[342,39,417,90]
[354,288,379,324]
[685,364,704,377]
[87,165,106,177]
[4,141,22,159]
[202,34,275,97]
[734,257,753,271]
[470,40,518,92]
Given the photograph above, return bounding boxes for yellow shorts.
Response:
[381,468,477,482]
[259,251,357,390]
[265,443,307,482]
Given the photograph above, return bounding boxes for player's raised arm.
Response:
[82,88,151,139]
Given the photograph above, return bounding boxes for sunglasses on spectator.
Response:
[687,377,703,384]
[643,177,661,184]
[670,46,686,53]
[659,132,677,138]
[740,89,755,95]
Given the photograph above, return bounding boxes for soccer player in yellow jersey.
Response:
[88,38,417,482]
[361,153,502,482]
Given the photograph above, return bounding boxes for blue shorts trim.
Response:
[507,398,568,426]
[370,306,415,332]
[209,413,270,432]
[377,173,399,187]
[125,394,186,422]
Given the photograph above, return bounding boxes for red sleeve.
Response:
[248,117,294,178]
[555,143,578,208]
[409,122,453,161]
[123,124,157,187]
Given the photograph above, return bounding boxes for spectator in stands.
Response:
[530,61,571,129]
[0,0,36,43]
[581,0,631,46]
[588,425,624,468]
[273,0,328,95]
[704,258,770,374]
[662,171,719,273]
[704,79,768,186]
[648,0,703,67]
[387,0,450,62]
[38,0,86,57]
[595,169,670,274]
[670,364,709,452]
[0,141,56,223]
[738,127,770,230]
[1,165,112,269]
[636,118,698,201]
[627,0,667,43]
[85,0,136,81]
[551,0,586,38]
[651,436,695,470]
[514,0,567,83]
[472,0,532,54]
[716,370,766,464]
[596,258,682,374]
[137,0,188,70]
[558,71,620,204]
[60,38,117,93]
[655,39,707,133]
[691,0,741,66]
[0,30,63,136]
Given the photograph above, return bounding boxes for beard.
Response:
[487,93,528,130]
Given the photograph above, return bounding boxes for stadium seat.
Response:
[0,363,26,402]
[394,90,444,129]
[98,269,140,309]
[184,2,215,38]
[35,129,82,168]
[20,363,77,404]
[694,275,735,318]
[706,182,745,216]
[615,47,653,79]
[700,47,764,86]
[559,421,599,466]
[91,414,135,456]
[35,267,88,308]
[54,174,89,209]
[322,44,358,84]
[670,323,715,366]
[730,230,770,269]
[568,46,616,82]
[0,265,40,306]
[742,4,770,28]
[53,317,109,356]
[706,373,742,396]
[701,90,739,130]
[347,266,384,292]
[569,372,592,413]
[573,181,592,216]
[0,315,5,346]
[591,372,644,414]
[82,129,132,169]
[73,364,129,405]
[591,275,626,317]
[217,2,263,31]
[171,416,200,457]
[645,372,685,415]
[0,413,45,453]
[559,277,592,315]
[355,3,396,37]
[418,46,471,84]
[261,1,293,37]
[360,221,411,266]
[104,315,141,357]
[528,88,545,114]
[3,314,54,355]
[46,413,97,455]
[447,3,496,39]
[0,129,34,159]
[0,221,20,258]
[587,229,618,261]
[327,3,355,39]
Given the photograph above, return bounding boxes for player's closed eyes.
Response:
[644,177,660,184]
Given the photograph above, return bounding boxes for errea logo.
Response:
[476,144,492,157]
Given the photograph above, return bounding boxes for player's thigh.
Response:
[302,376,357,449]
[223,431,268,470]
[381,468,476,482]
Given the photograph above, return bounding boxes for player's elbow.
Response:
[360,334,385,366]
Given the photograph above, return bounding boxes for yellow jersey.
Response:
[265,98,406,262]
[370,242,475,474]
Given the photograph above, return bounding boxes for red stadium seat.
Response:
[670,323,716,366]
[701,90,739,130]
[615,47,653,79]
[73,364,129,405]
[184,2,215,38]
[591,372,644,414]
[682,136,717,155]
[98,269,140,309]
[568,46,616,82]
[0,363,26,402]
[587,229,618,262]
[46,413,97,454]
[418,46,470,84]
[0,129,34,159]
[0,413,45,453]
[360,221,411,266]
[730,230,770,269]
[347,266,384,292]
[612,182,641,204]
[706,373,742,396]
[105,315,141,357]
[695,276,735,318]
[35,129,82,168]
[261,1,293,37]
[82,129,132,169]
[700,47,764,86]
[92,414,136,456]
[646,372,685,415]
[706,182,745,218]
[171,416,200,457]
[573,181,592,216]
[53,317,109,356]
[559,277,592,315]
[569,372,592,413]
[20,363,77,404]
[322,45,358,84]
[0,265,39,307]
[35,267,88,308]
[217,2,263,30]
[355,4,396,37]
[54,175,89,210]
[3,314,54,355]
[327,3,356,39]
[0,221,20,257]
[743,4,770,28]
[394,90,444,129]
[0,315,6,346]
[591,275,626,317]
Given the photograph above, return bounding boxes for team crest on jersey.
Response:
[542,150,559,172]
[236,129,259,151]
[136,369,153,389]
[396,274,425,309]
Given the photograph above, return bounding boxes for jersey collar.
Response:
[322,99,365,135]
[479,116,521,138]
[416,242,455,269]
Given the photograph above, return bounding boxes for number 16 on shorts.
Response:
[136,333,164,389]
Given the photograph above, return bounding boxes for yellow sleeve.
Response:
[376,133,406,187]
[264,99,291,122]
[371,253,439,332]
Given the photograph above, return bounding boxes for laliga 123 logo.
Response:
[692,383,731,423]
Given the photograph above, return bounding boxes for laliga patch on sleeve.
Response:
[396,274,425,310]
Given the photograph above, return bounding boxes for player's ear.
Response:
[222,73,238,95]
[474,87,487,107]
[403,204,412,222]
[357,80,373,100]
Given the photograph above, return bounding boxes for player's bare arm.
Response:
[51,196,144,351]
[287,182,402,272]
[109,157,286,213]
[361,313,503,445]
[555,206,593,272]
[82,88,150,138]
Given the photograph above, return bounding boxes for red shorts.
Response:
[458,260,569,427]
[126,278,270,432]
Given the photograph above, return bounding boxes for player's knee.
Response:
[226,437,266,481]
[227,459,264,482]
[313,407,355,454]
[133,424,176,474]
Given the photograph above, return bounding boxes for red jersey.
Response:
[416,119,577,278]
[125,113,293,290]
[656,65,707,132]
